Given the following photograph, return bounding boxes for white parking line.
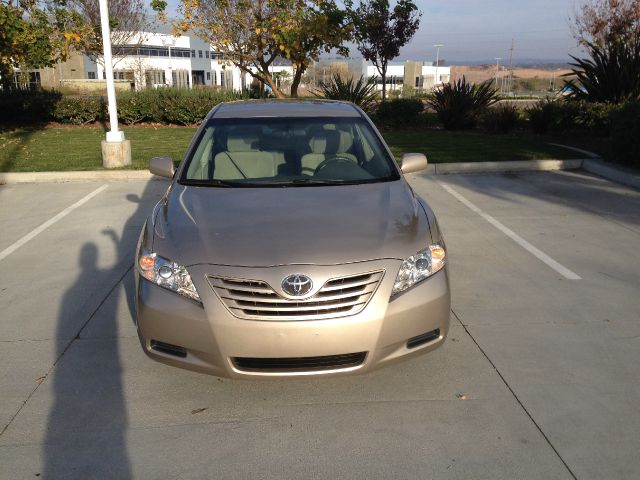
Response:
[0,185,109,262]
[439,183,582,280]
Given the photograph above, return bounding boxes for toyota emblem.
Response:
[281,274,313,297]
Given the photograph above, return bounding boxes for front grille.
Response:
[232,352,367,372]
[209,271,384,320]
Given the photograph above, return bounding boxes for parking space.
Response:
[0,170,638,479]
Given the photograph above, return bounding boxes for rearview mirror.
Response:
[149,156,175,179]
[400,153,428,174]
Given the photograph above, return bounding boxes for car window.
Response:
[181,117,399,186]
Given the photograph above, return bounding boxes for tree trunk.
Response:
[382,73,387,101]
[263,73,285,98]
[256,61,286,98]
[379,63,388,101]
[290,65,305,98]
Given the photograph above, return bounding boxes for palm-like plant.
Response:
[564,36,640,103]
[427,77,498,130]
[314,74,379,112]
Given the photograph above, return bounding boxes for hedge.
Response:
[0,88,247,126]
[525,99,619,136]
[610,102,640,167]
[375,98,424,127]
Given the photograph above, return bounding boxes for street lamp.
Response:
[434,44,444,87]
[98,0,131,167]
[162,36,176,87]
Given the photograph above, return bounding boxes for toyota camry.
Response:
[135,100,450,378]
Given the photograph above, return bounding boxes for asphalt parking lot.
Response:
[1,170,639,479]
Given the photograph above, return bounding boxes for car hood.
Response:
[153,180,432,267]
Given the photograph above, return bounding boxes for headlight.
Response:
[391,241,446,297]
[137,248,201,302]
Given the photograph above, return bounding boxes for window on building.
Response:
[415,76,420,88]
[88,72,96,79]
[28,71,41,89]
[205,51,209,59]
[191,50,195,58]
[206,72,211,80]
[198,50,203,58]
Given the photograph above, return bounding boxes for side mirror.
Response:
[149,156,175,178]
[400,153,428,174]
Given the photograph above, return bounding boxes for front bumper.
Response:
[135,260,451,378]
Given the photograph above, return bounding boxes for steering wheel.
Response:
[314,156,355,175]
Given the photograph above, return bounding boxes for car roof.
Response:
[210,100,362,119]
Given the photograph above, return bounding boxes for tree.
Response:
[565,36,640,103]
[0,1,90,88]
[274,0,350,97]
[350,0,421,101]
[572,0,640,47]
[67,0,151,69]
[566,0,640,103]
[173,0,350,97]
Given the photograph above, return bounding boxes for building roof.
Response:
[211,100,361,119]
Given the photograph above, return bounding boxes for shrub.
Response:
[565,37,640,103]
[117,90,155,125]
[156,89,217,125]
[0,89,62,124]
[426,77,498,130]
[610,102,640,167]
[313,74,378,112]
[525,99,615,135]
[376,98,424,127]
[526,99,573,134]
[0,87,246,127]
[573,101,617,136]
[52,97,105,125]
[145,88,247,125]
[480,103,521,134]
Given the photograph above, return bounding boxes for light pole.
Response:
[495,57,501,91]
[434,44,444,87]
[98,0,130,167]
[162,36,176,86]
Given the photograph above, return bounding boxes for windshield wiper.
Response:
[179,179,236,187]
[266,178,359,187]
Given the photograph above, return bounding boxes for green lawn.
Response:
[0,125,581,173]
[383,130,581,163]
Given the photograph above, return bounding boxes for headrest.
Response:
[309,130,340,154]
[337,130,354,153]
[226,128,259,151]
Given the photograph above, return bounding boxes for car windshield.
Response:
[180,117,400,187]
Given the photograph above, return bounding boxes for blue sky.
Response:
[164,0,583,64]
[403,0,582,63]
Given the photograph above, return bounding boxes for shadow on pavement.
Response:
[42,179,165,478]
[434,170,640,226]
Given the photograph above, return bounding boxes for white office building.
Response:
[366,62,451,93]
[31,28,449,95]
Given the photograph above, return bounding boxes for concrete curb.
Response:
[0,170,160,184]
[1,158,638,190]
[1,159,586,184]
[582,159,640,190]
[548,143,640,190]
[431,159,585,175]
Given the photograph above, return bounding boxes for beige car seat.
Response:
[213,130,280,180]
[300,128,358,176]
